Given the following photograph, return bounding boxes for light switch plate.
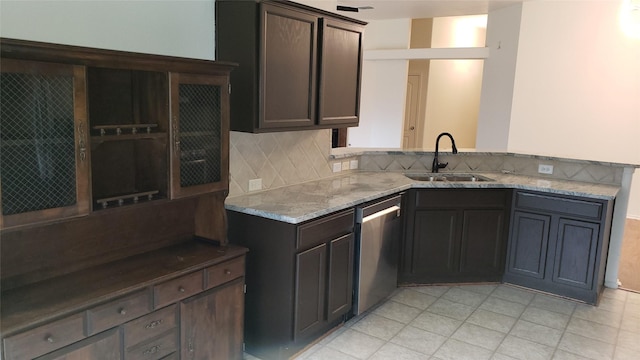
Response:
[349,160,359,170]
[341,161,350,171]
[332,163,342,173]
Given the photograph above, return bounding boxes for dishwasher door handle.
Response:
[361,205,401,223]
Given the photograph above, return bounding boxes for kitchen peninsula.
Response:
[226,151,630,359]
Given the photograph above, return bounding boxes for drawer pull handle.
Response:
[145,319,164,329]
[119,308,127,315]
[224,269,232,275]
[45,335,54,343]
[178,286,186,293]
[143,345,161,355]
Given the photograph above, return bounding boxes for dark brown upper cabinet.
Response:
[216,0,365,133]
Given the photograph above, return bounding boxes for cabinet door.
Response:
[551,219,599,289]
[35,330,120,360]
[180,279,244,360]
[294,243,327,341]
[507,211,551,279]
[459,209,506,277]
[260,3,318,129]
[169,73,229,199]
[318,18,363,126]
[0,59,90,229]
[326,233,354,323]
[411,210,459,278]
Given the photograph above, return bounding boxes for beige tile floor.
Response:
[245,284,640,360]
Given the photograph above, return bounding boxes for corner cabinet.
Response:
[399,189,511,284]
[504,191,614,304]
[216,0,365,133]
[0,59,91,229]
[227,208,355,360]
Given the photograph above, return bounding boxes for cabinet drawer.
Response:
[87,290,151,335]
[206,256,245,289]
[297,209,354,250]
[415,189,508,208]
[3,313,85,360]
[515,191,603,220]
[154,271,203,308]
[124,305,177,348]
[125,330,178,360]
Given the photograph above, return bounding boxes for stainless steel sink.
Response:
[405,173,494,182]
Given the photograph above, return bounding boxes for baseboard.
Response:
[627,215,640,221]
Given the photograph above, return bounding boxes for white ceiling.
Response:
[297,0,524,20]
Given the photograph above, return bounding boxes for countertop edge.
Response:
[225,172,620,224]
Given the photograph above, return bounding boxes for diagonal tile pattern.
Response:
[244,284,640,360]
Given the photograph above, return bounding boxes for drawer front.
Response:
[124,305,177,348]
[297,209,355,251]
[154,271,203,308]
[415,189,508,209]
[206,256,245,289]
[87,290,151,335]
[125,330,178,360]
[515,191,603,220]
[3,313,85,360]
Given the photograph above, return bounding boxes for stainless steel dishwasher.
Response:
[353,194,403,315]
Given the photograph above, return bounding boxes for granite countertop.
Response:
[224,171,620,224]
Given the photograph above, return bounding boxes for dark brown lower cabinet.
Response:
[399,189,511,284]
[228,208,355,360]
[504,191,613,304]
[181,279,244,360]
[2,244,246,360]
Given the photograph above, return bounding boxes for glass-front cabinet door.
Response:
[169,73,229,199]
[0,59,91,229]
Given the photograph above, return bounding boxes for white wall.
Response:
[508,1,640,166]
[0,0,215,60]
[348,19,411,148]
[423,16,486,150]
[475,3,522,152]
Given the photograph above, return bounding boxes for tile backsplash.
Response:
[229,129,356,196]
[230,131,631,197]
[358,152,626,186]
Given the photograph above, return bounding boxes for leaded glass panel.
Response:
[1,72,77,215]
[178,84,221,188]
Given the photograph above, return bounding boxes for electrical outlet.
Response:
[248,178,262,191]
[332,162,342,173]
[341,161,350,171]
[538,164,554,175]
[349,159,359,170]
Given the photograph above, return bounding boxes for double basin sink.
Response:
[405,173,494,182]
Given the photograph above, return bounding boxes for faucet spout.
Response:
[431,132,458,173]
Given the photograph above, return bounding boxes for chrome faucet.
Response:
[431,132,458,173]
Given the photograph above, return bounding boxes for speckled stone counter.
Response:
[224,171,620,224]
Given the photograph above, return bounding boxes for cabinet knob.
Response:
[224,269,232,275]
[45,335,54,343]
[178,286,186,293]
[118,308,127,315]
